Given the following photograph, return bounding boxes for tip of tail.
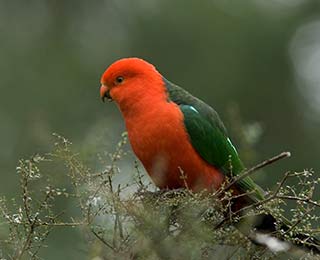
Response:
[254,232,291,253]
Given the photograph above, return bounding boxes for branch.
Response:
[218,152,291,195]
[275,195,320,208]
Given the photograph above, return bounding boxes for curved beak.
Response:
[100,85,113,102]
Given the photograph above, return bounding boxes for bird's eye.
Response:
[115,76,124,84]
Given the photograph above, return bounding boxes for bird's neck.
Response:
[117,84,168,119]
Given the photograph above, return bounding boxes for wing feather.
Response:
[164,78,264,201]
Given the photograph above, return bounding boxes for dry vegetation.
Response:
[0,133,320,259]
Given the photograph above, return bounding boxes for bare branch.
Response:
[216,152,291,196]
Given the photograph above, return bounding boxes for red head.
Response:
[100,58,166,115]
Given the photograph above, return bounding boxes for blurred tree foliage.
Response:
[1,0,320,259]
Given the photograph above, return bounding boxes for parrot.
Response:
[99,57,320,253]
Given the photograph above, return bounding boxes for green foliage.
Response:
[0,134,319,259]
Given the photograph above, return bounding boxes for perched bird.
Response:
[100,57,319,253]
[99,58,262,199]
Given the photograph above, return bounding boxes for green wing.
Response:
[164,78,264,201]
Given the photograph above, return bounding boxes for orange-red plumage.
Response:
[100,58,225,191]
[126,95,225,191]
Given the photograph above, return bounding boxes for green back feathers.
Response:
[164,78,264,201]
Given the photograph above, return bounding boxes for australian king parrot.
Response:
[99,57,320,254]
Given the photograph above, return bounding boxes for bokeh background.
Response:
[1,0,320,259]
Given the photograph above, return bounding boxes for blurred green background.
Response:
[1,0,320,259]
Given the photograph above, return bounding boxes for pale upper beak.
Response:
[100,85,112,102]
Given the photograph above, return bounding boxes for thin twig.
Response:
[215,171,292,228]
[217,152,291,195]
[275,195,320,208]
[91,229,115,251]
